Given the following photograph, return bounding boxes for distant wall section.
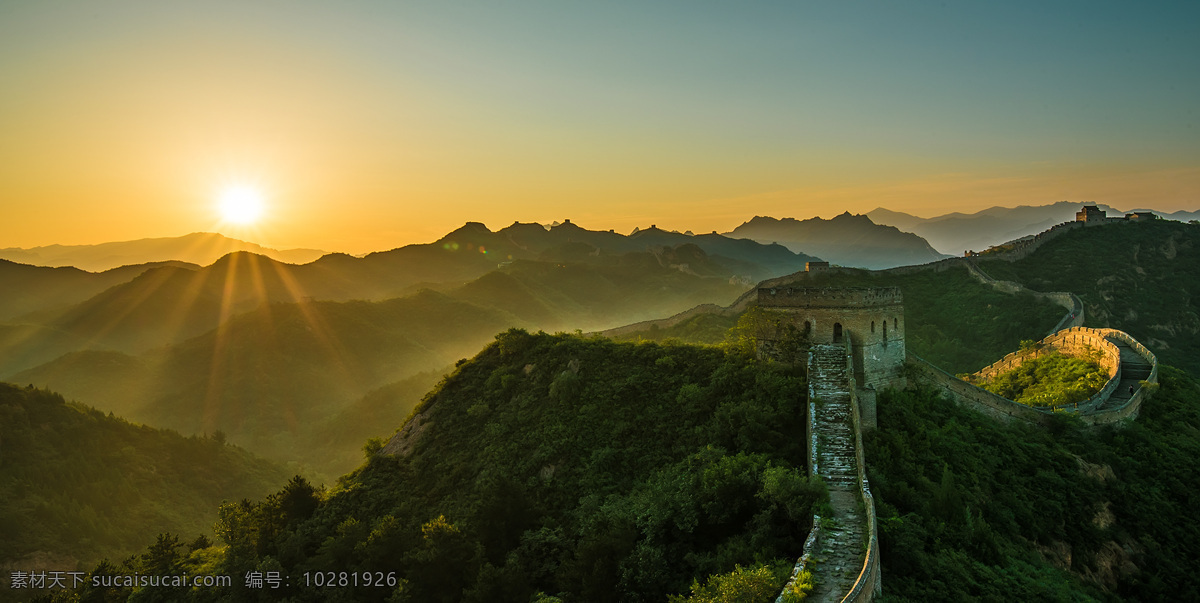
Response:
[911,326,1158,427]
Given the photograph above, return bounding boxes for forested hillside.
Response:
[978,219,1200,374]
[868,366,1200,601]
[0,383,288,571]
[63,331,819,602]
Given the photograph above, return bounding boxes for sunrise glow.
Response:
[218,186,265,225]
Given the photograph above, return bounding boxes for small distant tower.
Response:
[1124,211,1157,221]
[1076,204,1108,226]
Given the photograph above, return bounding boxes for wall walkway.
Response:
[778,343,880,602]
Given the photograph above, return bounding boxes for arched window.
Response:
[883,319,888,347]
[803,320,812,336]
[833,323,843,343]
[894,317,898,331]
[871,321,875,333]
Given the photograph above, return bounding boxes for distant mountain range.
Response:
[2,221,818,477]
[726,212,950,269]
[0,221,818,367]
[867,201,1200,255]
[0,232,326,272]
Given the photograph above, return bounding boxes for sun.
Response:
[218,185,265,225]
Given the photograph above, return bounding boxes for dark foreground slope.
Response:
[62,336,1200,602]
[0,383,289,572]
[868,366,1200,602]
[61,331,820,602]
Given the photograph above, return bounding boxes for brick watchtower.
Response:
[757,286,906,391]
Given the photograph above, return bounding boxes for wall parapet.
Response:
[908,353,1053,425]
[759,286,902,309]
[967,326,1122,412]
[910,325,1159,427]
[844,338,882,602]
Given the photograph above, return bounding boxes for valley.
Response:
[1,211,1197,602]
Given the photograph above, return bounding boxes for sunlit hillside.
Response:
[0,383,289,572]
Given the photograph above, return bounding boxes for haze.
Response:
[1,1,1197,255]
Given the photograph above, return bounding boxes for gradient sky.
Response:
[2,1,1198,254]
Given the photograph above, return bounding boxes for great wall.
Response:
[607,206,1162,602]
[770,205,1160,602]
[598,205,1163,601]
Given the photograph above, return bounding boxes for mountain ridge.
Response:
[0,232,326,272]
[867,201,1200,255]
[726,212,950,269]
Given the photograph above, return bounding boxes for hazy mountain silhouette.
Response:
[867,201,1200,255]
[0,222,815,373]
[727,213,949,269]
[0,259,197,322]
[8,248,748,477]
[0,232,325,272]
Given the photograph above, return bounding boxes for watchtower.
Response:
[757,286,906,390]
[1075,204,1108,225]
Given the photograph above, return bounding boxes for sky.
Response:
[2,0,1198,254]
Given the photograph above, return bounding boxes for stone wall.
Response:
[971,327,1120,383]
[595,302,729,338]
[963,262,1084,335]
[908,354,1053,425]
[910,326,1158,427]
[1079,330,1159,425]
[845,365,882,602]
[966,220,1084,261]
[759,286,902,309]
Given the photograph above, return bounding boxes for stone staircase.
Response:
[1095,336,1153,412]
[809,345,858,488]
[806,345,868,601]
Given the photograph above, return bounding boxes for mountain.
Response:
[0,220,813,380]
[867,201,1200,256]
[0,232,325,272]
[0,383,289,572]
[63,331,818,602]
[726,213,950,269]
[859,207,927,232]
[8,252,749,477]
[865,365,1200,601]
[97,333,1200,601]
[29,216,1200,601]
[0,259,196,322]
[976,218,1200,375]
